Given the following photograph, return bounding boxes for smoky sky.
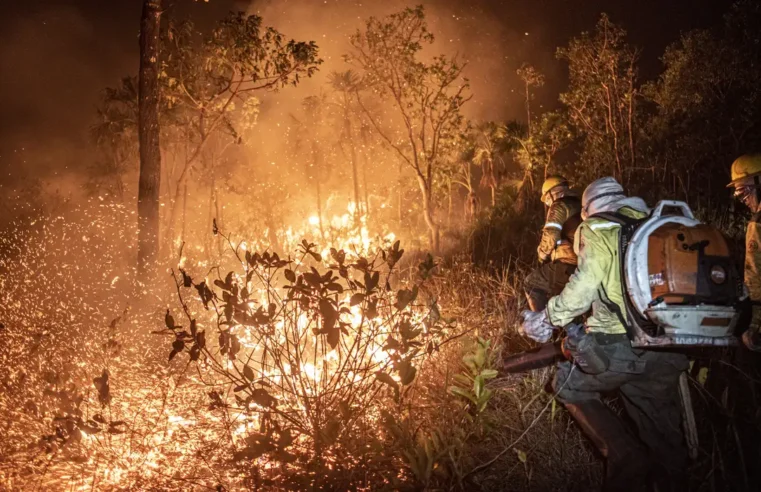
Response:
[0,0,734,195]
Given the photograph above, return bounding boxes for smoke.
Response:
[245,0,533,123]
[228,0,546,232]
[0,2,140,204]
[0,0,735,234]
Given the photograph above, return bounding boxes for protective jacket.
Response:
[746,212,761,318]
[743,211,761,338]
[538,194,582,264]
[547,206,648,335]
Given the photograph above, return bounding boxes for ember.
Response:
[3,0,761,490]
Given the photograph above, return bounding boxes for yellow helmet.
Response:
[541,175,568,201]
[728,154,761,188]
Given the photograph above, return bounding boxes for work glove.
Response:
[537,248,550,265]
[519,309,555,343]
[742,305,761,353]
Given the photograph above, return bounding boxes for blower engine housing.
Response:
[623,201,741,347]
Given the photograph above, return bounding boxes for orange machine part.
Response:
[647,223,731,303]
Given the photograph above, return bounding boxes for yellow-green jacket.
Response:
[547,207,647,334]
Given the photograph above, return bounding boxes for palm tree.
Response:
[498,120,535,214]
[472,121,504,207]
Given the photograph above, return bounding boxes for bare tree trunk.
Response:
[347,128,361,224]
[265,210,281,252]
[360,132,372,219]
[316,180,324,240]
[447,179,453,227]
[397,161,404,227]
[180,179,187,246]
[136,0,162,281]
[215,184,223,258]
[311,142,325,240]
[362,150,371,218]
[416,175,440,253]
[525,82,532,137]
[205,152,214,262]
[344,96,362,226]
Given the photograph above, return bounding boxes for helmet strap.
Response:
[546,184,567,204]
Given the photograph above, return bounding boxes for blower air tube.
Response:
[502,342,564,373]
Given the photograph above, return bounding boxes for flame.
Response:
[0,195,435,490]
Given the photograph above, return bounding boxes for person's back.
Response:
[547,205,645,335]
[523,176,581,312]
[540,193,581,264]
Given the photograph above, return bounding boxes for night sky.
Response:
[0,0,735,190]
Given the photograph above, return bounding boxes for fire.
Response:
[0,196,445,490]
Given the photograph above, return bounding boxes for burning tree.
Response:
[347,5,471,253]
[500,113,573,213]
[96,11,321,266]
[161,12,321,253]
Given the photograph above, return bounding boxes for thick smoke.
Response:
[230,0,546,232]
[0,2,142,215]
[0,0,735,222]
[246,0,534,124]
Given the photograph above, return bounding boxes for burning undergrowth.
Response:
[0,201,480,490]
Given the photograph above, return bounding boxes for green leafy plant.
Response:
[449,337,498,414]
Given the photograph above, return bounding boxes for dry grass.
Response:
[420,256,601,491]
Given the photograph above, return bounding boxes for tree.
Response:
[291,94,332,240]
[510,64,545,210]
[472,122,504,207]
[643,0,761,208]
[328,70,364,226]
[162,12,321,248]
[137,0,163,281]
[89,77,140,201]
[348,5,471,252]
[558,14,640,184]
[516,64,545,138]
[500,111,573,213]
[439,132,479,224]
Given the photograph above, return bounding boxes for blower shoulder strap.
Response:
[587,210,650,342]
[589,211,643,229]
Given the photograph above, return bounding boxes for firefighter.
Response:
[728,153,761,352]
[523,175,581,311]
[520,177,689,490]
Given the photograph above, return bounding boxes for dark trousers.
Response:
[524,261,576,311]
[554,340,690,483]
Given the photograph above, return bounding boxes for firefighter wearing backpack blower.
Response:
[523,176,582,311]
[728,153,761,352]
[520,177,689,491]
